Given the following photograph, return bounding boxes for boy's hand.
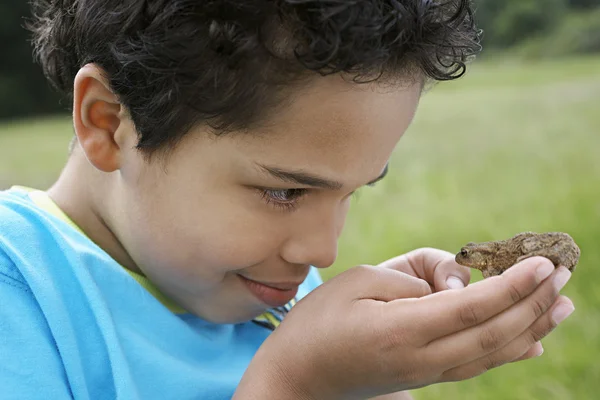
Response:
[377,248,542,361]
[234,255,573,400]
[377,247,472,292]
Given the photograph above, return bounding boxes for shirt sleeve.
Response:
[295,266,323,301]
[305,266,323,290]
[0,263,72,399]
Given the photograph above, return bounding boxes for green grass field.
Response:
[1,56,599,399]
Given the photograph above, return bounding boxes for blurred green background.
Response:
[1,1,599,399]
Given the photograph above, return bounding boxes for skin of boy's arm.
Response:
[234,347,415,400]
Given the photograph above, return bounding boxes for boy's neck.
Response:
[47,149,141,275]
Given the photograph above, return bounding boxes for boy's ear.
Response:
[72,63,129,172]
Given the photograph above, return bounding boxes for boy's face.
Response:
[93,75,422,323]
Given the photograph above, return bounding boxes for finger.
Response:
[376,253,419,276]
[432,257,471,291]
[511,341,543,362]
[378,248,470,289]
[425,266,571,369]
[440,296,574,382]
[345,265,433,302]
[404,256,557,341]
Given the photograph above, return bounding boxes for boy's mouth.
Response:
[237,274,300,307]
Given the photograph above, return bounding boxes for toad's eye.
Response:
[460,249,469,257]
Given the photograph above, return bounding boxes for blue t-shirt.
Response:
[0,187,322,399]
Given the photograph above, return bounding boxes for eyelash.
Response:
[259,182,379,212]
[259,188,307,211]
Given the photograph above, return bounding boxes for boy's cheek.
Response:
[123,216,275,282]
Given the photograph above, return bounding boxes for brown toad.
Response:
[455,232,580,278]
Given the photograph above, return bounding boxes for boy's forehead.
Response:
[211,97,416,187]
[165,75,421,182]
[250,78,419,142]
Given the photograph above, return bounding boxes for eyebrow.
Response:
[256,163,389,190]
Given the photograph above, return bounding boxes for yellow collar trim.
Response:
[15,186,187,314]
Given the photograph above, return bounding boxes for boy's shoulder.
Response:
[0,186,71,242]
[0,186,61,230]
[0,185,38,218]
[0,185,88,240]
[0,186,90,284]
[0,187,44,280]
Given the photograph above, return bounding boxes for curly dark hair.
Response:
[28,0,481,154]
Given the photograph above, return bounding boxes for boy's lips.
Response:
[237,274,301,307]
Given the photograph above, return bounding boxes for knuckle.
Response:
[478,327,504,352]
[458,302,481,327]
[529,330,544,344]
[482,355,505,371]
[529,323,557,343]
[530,297,551,319]
[354,264,375,274]
[417,279,432,296]
[352,264,378,279]
[504,279,524,303]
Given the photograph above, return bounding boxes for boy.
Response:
[0,1,574,399]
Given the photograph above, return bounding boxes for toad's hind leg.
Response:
[520,236,550,253]
[517,251,561,267]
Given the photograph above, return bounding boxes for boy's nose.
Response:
[279,211,342,269]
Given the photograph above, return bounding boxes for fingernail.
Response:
[535,262,554,283]
[446,276,465,290]
[553,268,571,291]
[535,343,544,357]
[552,303,574,325]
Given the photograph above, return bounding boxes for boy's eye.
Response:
[258,179,381,211]
[267,189,306,202]
[259,188,307,211]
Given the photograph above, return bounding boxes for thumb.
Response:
[377,248,471,292]
[432,256,472,291]
[345,265,433,302]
